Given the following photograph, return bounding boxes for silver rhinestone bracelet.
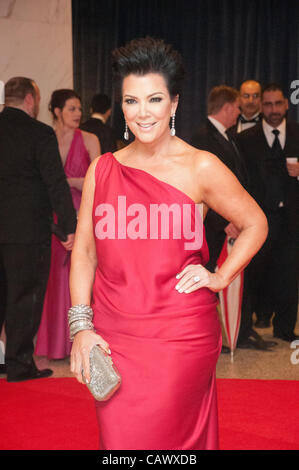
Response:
[68,304,95,341]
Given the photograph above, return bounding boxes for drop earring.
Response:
[124,121,129,141]
[170,114,176,136]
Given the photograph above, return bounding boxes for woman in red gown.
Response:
[69,38,268,450]
[35,89,100,359]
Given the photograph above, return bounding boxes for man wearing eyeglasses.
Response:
[237,83,299,343]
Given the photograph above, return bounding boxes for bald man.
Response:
[236,80,262,133]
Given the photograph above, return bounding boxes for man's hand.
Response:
[224,222,240,240]
[61,233,75,251]
[286,161,299,178]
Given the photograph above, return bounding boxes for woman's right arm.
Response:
[69,156,110,384]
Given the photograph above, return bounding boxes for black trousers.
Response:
[0,243,51,377]
[249,217,298,336]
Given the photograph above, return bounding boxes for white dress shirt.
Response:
[208,116,229,140]
[262,118,287,207]
[91,112,105,123]
[262,118,286,149]
[237,112,260,134]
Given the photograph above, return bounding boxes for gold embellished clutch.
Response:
[82,345,121,401]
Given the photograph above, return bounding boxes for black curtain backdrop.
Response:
[72,0,299,142]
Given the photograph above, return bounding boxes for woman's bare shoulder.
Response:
[187,146,225,175]
[86,151,115,177]
[80,129,100,156]
[177,138,219,169]
[80,129,98,144]
[85,154,102,180]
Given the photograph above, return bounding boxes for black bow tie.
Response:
[239,116,259,124]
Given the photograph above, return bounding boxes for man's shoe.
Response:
[237,338,273,350]
[237,329,276,350]
[250,329,278,348]
[274,332,299,342]
[255,319,271,328]
[7,368,53,382]
[263,340,278,348]
[0,364,6,375]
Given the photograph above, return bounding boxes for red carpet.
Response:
[0,377,298,450]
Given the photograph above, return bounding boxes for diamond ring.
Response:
[193,275,200,283]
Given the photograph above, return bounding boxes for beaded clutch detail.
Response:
[82,345,121,401]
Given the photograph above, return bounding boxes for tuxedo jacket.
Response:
[228,113,262,139]
[0,107,77,244]
[236,121,299,241]
[80,117,117,155]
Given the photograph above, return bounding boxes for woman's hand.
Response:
[70,329,110,384]
[67,177,85,191]
[175,264,227,294]
[67,177,75,187]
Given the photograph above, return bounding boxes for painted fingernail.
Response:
[176,274,180,279]
[175,284,180,290]
[178,289,183,293]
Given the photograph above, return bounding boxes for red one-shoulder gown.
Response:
[91,153,222,450]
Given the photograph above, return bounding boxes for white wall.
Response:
[0,0,73,125]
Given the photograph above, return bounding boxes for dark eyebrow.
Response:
[148,92,165,97]
[123,92,166,99]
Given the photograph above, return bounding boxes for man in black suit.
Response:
[191,86,244,266]
[0,77,77,381]
[80,93,117,154]
[191,85,276,351]
[229,80,266,328]
[237,83,299,342]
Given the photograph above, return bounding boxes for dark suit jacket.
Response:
[80,117,117,155]
[191,119,249,228]
[236,121,299,241]
[190,118,249,268]
[0,107,77,244]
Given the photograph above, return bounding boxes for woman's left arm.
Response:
[176,151,268,294]
[67,132,101,191]
[83,131,101,161]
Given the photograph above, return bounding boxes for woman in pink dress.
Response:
[69,38,268,450]
[35,89,100,359]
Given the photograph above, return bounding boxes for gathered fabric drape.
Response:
[72,0,299,142]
